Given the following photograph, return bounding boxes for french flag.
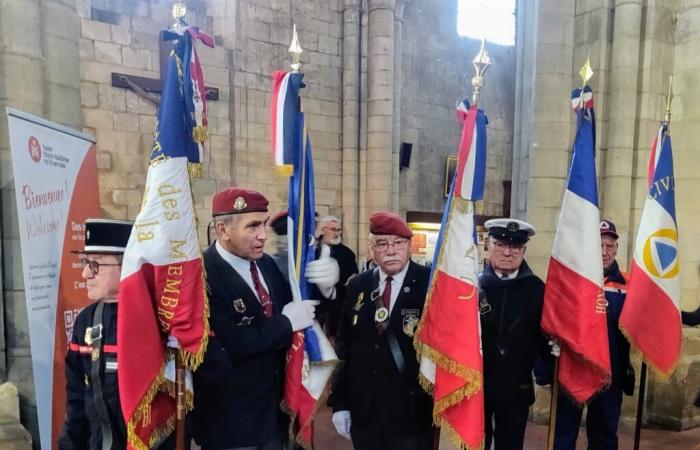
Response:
[619,122,681,375]
[117,26,212,449]
[271,70,337,449]
[271,71,303,175]
[540,86,611,404]
[415,100,486,449]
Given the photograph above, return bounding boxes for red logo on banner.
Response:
[28,136,41,162]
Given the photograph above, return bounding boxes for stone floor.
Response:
[313,404,700,449]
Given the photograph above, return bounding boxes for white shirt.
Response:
[494,268,519,280]
[215,240,270,301]
[378,262,410,314]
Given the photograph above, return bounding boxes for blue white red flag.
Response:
[620,122,681,375]
[540,86,611,404]
[271,70,336,449]
[415,100,486,449]
[118,26,213,449]
[271,71,304,175]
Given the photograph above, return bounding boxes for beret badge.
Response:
[233,196,248,212]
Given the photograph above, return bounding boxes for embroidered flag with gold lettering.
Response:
[117,25,212,450]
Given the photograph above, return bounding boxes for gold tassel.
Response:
[192,125,209,143]
[188,162,203,179]
[276,165,294,177]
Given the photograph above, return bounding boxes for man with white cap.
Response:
[480,218,553,450]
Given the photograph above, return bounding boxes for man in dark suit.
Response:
[192,187,318,450]
[58,219,140,450]
[332,211,434,450]
[309,215,358,338]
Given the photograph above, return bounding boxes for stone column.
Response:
[40,0,82,128]
[514,0,577,275]
[600,0,643,266]
[365,0,395,215]
[391,0,406,212]
[0,0,47,441]
[341,0,362,255]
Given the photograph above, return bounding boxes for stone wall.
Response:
[400,0,515,217]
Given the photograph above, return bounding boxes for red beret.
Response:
[369,211,413,239]
[212,187,269,216]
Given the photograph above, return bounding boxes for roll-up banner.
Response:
[6,108,100,449]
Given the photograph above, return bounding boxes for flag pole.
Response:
[171,3,188,450]
[632,75,672,450]
[546,359,560,450]
[287,25,303,450]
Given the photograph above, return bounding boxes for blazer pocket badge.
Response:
[232,298,246,313]
[401,309,420,337]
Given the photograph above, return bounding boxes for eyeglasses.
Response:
[372,239,409,252]
[80,258,121,275]
[491,242,525,253]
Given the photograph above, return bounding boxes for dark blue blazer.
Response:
[191,244,293,449]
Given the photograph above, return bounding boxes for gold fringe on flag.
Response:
[188,162,203,179]
[192,125,209,143]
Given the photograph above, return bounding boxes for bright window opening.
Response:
[457,0,516,46]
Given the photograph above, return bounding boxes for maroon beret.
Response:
[212,187,269,217]
[369,211,413,239]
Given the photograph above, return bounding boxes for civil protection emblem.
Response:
[233,196,247,211]
[642,228,679,279]
[232,298,247,313]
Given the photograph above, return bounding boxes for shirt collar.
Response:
[216,240,254,273]
[494,268,519,280]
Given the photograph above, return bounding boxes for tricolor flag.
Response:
[415,99,486,449]
[271,70,337,449]
[540,86,611,404]
[619,121,681,375]
[117,26,213,449]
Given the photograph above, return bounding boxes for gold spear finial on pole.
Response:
[289,24,303,73]
[664,75,673,126]
[172,0,187,28]
[578,54,594,107]
[471,38,492,106]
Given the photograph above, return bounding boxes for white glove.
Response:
[332,410,352,440]
[549,340,561,358]
[282,300,319,332]
[305,244,340,299]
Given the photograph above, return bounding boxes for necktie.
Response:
[250,261,273,318]
[382,276,393,311]
[375,276,393,336]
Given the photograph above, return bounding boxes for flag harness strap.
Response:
[86,301,113,450]
[371,269,406,374]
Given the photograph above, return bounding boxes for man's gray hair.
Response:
[319,215,341,226]
[213,214,239,227]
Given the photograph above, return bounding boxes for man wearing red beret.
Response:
[191,187,318,450]
[331,211,434,449]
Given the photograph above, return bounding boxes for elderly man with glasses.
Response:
[479,218,554,450]
[331,211,434,450]
[58,218,139,450]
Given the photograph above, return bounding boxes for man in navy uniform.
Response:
[331,211,434,450]
[192,187,320,450]
[58,218,136,450]
[553,219,633,450]
[480,218,554,450]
